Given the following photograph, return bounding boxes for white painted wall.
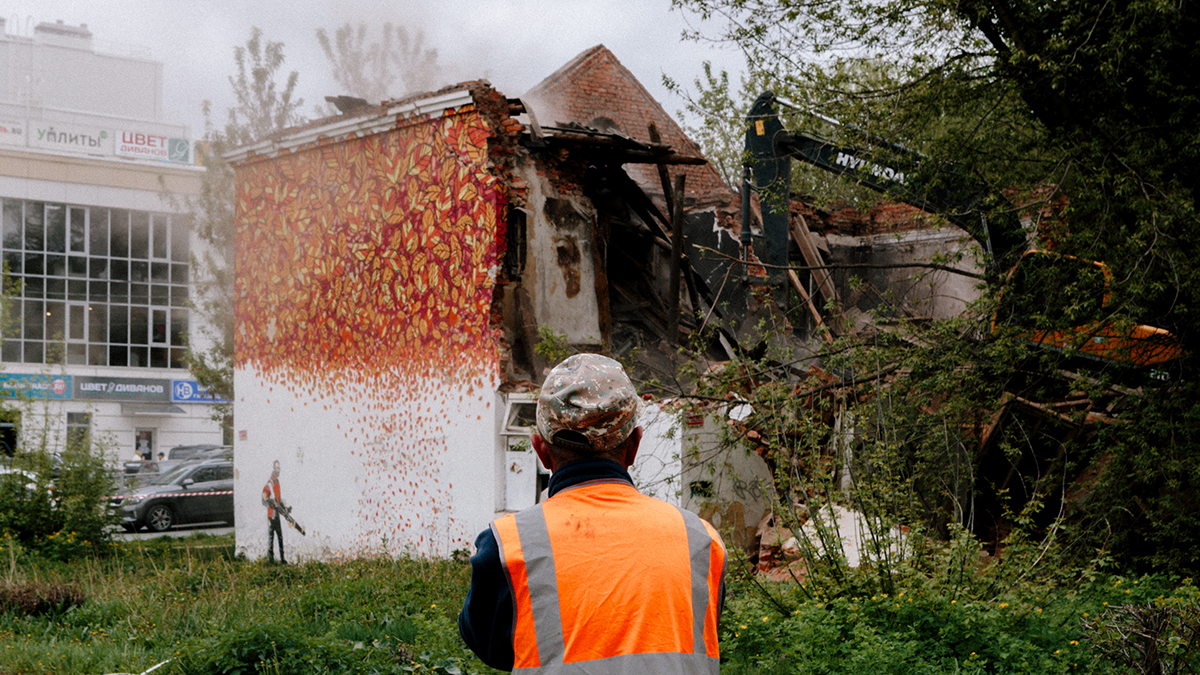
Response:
[233,365,501,561]
[828,229,984,321]
[634,403,773,549]
[8,392,219,465]
[632,402,684,505]
[514,161,602,343]
[0,23,163,123]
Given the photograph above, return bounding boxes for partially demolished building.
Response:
[228,46,976,560]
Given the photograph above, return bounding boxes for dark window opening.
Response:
[505,209,527,279]
[0,410,19,456]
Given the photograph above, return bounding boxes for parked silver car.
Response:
[116,459,234,532]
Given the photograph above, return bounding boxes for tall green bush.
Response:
[0,398,115,559]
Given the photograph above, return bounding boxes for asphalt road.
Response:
[113,522,234,540]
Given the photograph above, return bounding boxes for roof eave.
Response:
[223,88,476,164]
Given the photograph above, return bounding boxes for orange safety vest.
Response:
[492,480,726,674]
[263,474,281,519]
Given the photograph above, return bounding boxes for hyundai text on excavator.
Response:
[742,91,1182,375]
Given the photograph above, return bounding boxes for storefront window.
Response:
[1,199,189,369]
[66,412,91,450]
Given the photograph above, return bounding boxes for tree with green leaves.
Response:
[674,0,1199,339]
[316,22,443,106]
[182,28,304,440]
[669,0,1200,575]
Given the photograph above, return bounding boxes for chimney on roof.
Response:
[325,95,370,115]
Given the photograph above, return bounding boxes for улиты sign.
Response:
[29,121,112,155]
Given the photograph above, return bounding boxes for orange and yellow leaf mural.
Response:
[234,103,507,555]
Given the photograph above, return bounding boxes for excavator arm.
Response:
[742,91,1028,276]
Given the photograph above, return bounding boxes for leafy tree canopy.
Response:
[669,0,1200,576]
[316,23,443,105]
[672,0,1200,342]
[183,28,304,438]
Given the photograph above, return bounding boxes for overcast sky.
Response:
[5,0,746,137]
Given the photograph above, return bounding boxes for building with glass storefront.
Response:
[0,18,222,460]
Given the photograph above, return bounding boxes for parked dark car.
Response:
[120,447,233,487]
[167,444,230,461]
[116,459,234,532]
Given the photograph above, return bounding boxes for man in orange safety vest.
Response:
[459,354,726,673]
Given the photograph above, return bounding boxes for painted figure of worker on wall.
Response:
[262,460,287,564]
[261,459,306,564]
[458,354,727,673]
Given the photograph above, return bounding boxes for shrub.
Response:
[1083,580,1200,675]
[0,411,117,559]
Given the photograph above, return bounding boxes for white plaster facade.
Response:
[514,161,603,344]
[827,227,985,323]
[232,367,499,559]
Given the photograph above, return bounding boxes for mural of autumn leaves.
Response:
[234,104,508,554]
[235,106,505,382]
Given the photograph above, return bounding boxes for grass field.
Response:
[1,531,1194,675]
[0,532,496,675]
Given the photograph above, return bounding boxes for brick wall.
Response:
[526,45,734,209]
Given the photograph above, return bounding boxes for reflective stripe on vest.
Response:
[492,480,725,674]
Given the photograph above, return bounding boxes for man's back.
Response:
[493,479,723,671]
[458,354,726,673]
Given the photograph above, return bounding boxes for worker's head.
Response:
[273,460,280,477]
[533,353,642,470]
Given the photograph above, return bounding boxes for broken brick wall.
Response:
[524,45,734,210]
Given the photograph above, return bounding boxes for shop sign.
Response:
[171,379,229,403]
[0,373,71,400]
[29,121,112,155]
[73,376,170,402]
[0,119,25,147]
[115,130,191,163]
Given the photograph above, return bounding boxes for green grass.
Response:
[0,533,498,675]
[717,568,1196,675]
[1,532,1196,675]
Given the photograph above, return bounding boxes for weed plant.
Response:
[719,550,1197,675]
[665,299,1200,674]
